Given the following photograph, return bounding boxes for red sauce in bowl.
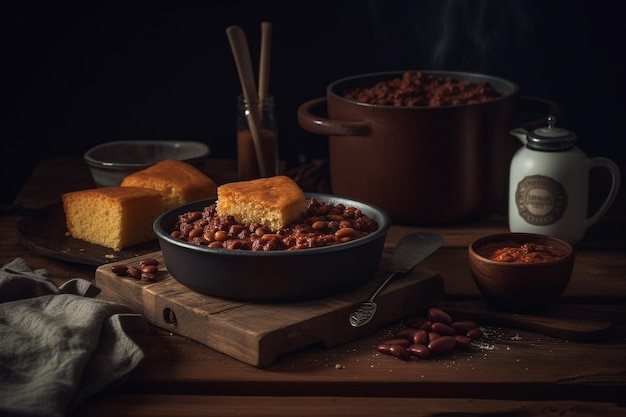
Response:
[478,242,568,264]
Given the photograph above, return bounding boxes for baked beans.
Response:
[342,71,502,107]
[170,198,379,251]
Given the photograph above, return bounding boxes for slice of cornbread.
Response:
[62,187,164,251]
[216,176,306,232]
[121,159,218,210]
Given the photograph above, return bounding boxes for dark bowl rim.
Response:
[154,192,392,258]
[327,70,520,110]
[468,232,575,267]
[84,140,210,168]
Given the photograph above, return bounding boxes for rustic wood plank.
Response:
[73,395,626,417]
[116,304,626,403]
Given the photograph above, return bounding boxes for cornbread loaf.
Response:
[121,159,217,210]
[62,187,164,251]
[216,176,307,232]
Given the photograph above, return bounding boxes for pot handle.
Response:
[297,97,371,136]
[517,96,561,131]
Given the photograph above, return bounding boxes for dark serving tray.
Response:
[18,203,160,266]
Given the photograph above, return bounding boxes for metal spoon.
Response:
[349,232,444,327]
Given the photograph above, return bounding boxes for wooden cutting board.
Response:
[94,250,444,367]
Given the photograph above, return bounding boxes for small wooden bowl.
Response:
[468,233,575,313]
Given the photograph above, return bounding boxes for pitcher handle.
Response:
[585,158,621,228]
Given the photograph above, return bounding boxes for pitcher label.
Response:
[515,175,567,225]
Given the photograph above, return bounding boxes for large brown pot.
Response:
[298,70,557,225]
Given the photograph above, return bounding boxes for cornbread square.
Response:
[62,187,164,251]
[216,176,306,231]
[121,159,218,210]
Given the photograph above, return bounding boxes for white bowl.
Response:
[84,140,210,187]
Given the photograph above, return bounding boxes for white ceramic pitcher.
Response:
[509,116,621,244]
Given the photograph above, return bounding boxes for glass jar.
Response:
[236,95,278,180]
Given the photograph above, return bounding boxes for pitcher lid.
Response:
[526,116,577,151]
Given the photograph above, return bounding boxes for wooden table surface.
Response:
[2,156,625,416]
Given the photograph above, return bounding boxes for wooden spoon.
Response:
[226,25,267,177]
[439,300,613,342]
[258,21,272,102]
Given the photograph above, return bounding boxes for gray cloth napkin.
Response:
[0,258,147,417]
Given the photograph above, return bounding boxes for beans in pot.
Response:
[170,198,379,251]
[342,71,502,107]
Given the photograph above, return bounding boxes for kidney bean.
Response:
[141,265,158,274]
[214,230,228,242]
[408,344,430,359]
[454,335,472,350]
[388,344,410,361]
[467,328,484,340]
[376,343,393,355]
[428,336,457,356]
[395,328,418,340]
[451,320,478,335]
[127,266,142,279]
[427,307,453,324]
[384,338,410,348]
[139,258,159,268]
[411,329,428,346]
[326,214,345,222]
[111,265,128,276]
[335,227,356,238]
[431,322,456,336]
[428,331,441,342]
[311,220,326,231]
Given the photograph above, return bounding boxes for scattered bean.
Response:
[411,329,428,346]
[431,322,456,336]
[139,258,159,267]
[428,331,441,342]
[451,320,478,334]
[428,335,457,356]
[376,343,393,355]
[427,307,453,324]
[141,265,158,274]
[127,266,142,279]
[388,344,410,361]
[395,328,418,340]
[384,338,411,348]
[408,343,430,359]
[467,328,484,340]
[454,335,472,350]
[112,258,160,282]
[376,305,485,361]
[111,265,128,276]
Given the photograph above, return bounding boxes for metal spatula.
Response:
[349,232,444,327]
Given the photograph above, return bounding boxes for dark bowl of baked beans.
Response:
[468,233,575,313]
[153,193,391,301]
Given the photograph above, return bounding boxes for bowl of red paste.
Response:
[468,232,575,313]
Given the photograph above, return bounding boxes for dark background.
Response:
[2,0,624,205]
